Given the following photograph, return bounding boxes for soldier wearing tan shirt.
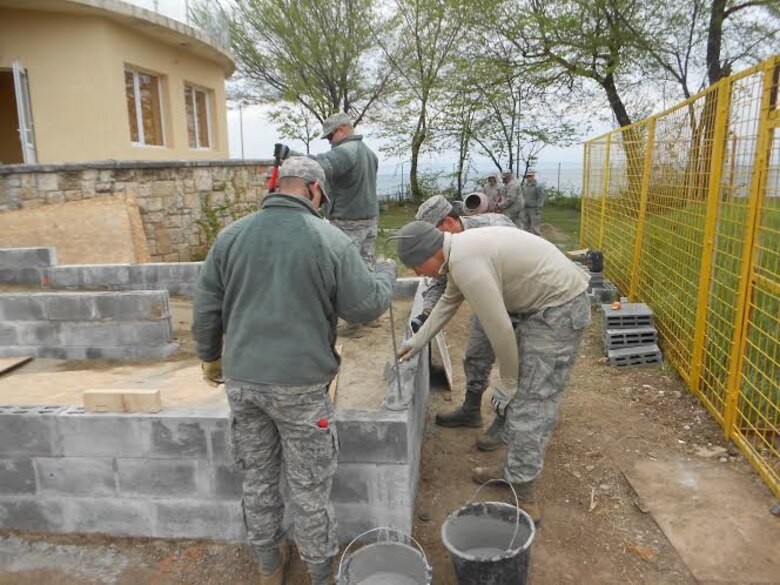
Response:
[396,221,590,523]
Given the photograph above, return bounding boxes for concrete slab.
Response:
[622,456,780,584]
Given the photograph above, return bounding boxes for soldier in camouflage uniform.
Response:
[522,170,546,236]
[483,175,503,211]
[286,112,379,267]
[497,170,526,229]
[413,195,516,451]
[193,157,395,585]
[395,221,590,524]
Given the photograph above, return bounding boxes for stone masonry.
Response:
[0,160,272,262]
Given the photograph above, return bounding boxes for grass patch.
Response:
[379,202,417,230]
[542,207,581,245]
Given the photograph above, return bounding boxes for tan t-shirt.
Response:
[411,227,589,392]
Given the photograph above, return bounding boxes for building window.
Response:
[185,85,212,149]
[125,68,165,146]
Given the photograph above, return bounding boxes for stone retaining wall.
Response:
[0,291,177,360]
[0,160,272,262]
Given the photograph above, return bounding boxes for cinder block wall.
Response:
[0,291,177,360]
[0,280,431,542]
[0,160,271,262]
[47,263,203,297]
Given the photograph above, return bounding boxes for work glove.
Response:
[201,359,223,388]
[410,312,429,333]
[489,381,516,417]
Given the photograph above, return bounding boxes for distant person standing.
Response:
[285,112,379,267]
[522,170,546,236]
[484,174,503,212]
[498,170,526,229]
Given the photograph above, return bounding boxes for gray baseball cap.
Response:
[321,112,352,139]
[395,221,445,268]
[415,195,453,226]
[277,156,330,201]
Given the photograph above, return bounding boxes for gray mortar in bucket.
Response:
[338,528,432,585]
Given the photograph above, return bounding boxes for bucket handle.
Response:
[468,479,522,552]
[337,527,430,581]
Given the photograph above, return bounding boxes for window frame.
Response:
[125,66,167,148]
[184,83,213,150]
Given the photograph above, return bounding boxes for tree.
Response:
[267,103,321,154]
[375,0,467,201]
[200,0,393,124]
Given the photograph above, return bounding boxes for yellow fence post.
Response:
[722,59,776,437]
[689,79,733,396]
[579,143,590,248]
[597,134,612,249]
[628,119,656,301]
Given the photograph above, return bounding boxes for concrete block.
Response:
[93,291,169,321]
[0,496,66,532]
[607,343,663,367]
[65,496,154,536]
[601,302,654,329]
[116,458,206,498]
[0,296,47,321]
[35,457,116,496]
[0,405,64,456]
[0,458,36,494]
[153,499,245,540]
[211,426,233,463]
[0,247,57,269]
[149,419,208,458]
[0,267,42,285]
[214,463,243,499]
[393,277,422,299]
[335,414,409,464]
[373,465,412,508]
[45,266,87,289]
[0,323,19,345]
[45,295,98,321]
[332,464,372,504]
[14,321,60,345]
[58,320,173,346]
[84,389,162,413]
[604,326,658,350]
[57,410,148,457]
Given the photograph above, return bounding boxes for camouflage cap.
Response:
[321,112,353,139]
[277,156,330,201]
[415,195,453,226]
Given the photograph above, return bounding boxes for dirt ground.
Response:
[2,303,775,584]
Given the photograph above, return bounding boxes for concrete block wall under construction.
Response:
[0,278,430,543]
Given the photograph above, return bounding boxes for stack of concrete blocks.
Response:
[601,301,663,366]
[583,267,619,304]
[0,278,430,543]
[0,247,57,286]
[48,262,202,297]
[0,291,178,360]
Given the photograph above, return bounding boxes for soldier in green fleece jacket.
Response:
[192,157,395,585]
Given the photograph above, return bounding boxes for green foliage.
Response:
[544,188,582,211]
[194,184,256,258]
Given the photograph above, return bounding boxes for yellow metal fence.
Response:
[581,56,780,498]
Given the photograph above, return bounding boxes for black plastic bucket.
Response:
[337,527,432,585]
[441,481,536,585]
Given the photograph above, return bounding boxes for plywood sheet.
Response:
[621,456,780,584]
[432,331,453,391]
[0,356,33,376]
[0,195,150,264]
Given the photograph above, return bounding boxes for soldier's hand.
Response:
[201,359,224,387]
[398,338,418,362]
[489,382,514,417]
[375,258,397,280]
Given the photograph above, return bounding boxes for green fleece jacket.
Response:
[192,194,395,386]
[307,135,379,221]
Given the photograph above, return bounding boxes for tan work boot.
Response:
[475,414,506,451]
[471,467,542,525]
[258,542,291,585]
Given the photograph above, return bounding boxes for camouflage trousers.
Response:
[463,314,496,397]
[331,218,378,267]
[523,207,542,236]
[226,380,339,564]
[503,292,591,483]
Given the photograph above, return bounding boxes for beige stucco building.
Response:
[0,0,234,165]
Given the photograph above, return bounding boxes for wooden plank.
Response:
[328,344,343,404]
[0,356,33,377]
[83,389,162,413]
[433,331,453,392]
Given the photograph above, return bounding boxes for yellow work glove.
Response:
[201,359,223,387]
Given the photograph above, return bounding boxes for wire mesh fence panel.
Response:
[581,56,780,498]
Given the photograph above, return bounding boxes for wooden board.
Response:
[0,195,150,264]
[433,331,453,391]
[83,388,162,413]
[621,456,780,583]
[0,356,33,377]
[328,344,343,404]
